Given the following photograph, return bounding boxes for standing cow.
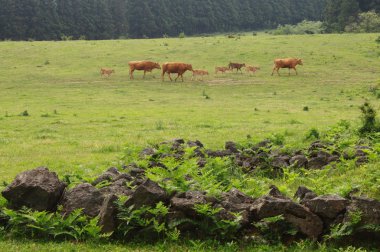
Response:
[129,61,161,80]
[162,62,193,82]
[228,62,246,73]
[271,58,303,76]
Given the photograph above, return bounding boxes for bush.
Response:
[359,102,380,135]
[273,20,325,35]
[345,11,380,33]
[179,32,185,39]
[306,128,320,140]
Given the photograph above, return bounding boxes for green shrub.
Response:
[193,203,241,239]
[359,102,380,135]
[273,20,325,35]
[2,207,107,241]
[305,128,320,140]
[179,32,185,39]
[345,11,380,33]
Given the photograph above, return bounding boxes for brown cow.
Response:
[128,60,161,80]
[215,66,230,74]
[100,68,115,77]
[228,62,246,73]
[246,65,260,74]
[162,62,193,82]
[271,58,303,76]
[192,69,209,81]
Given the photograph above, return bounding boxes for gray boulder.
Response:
[171,191,208,217]
[290,155,308,168]
[220,188,255,226]
[98,194,118,234]
[92,167,121,186]
[303,195,349,220]
[251,196,323,240]
[60,183,104,217]
[294,186,317,202]
[124,179,168,209]
[2,167,66,211]
[344,197,380,226]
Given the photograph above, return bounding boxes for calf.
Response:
[215,66,230,74]
[246,66,260,74]
[192,69,209,81]
[100,68,115,77]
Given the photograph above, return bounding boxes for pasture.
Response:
[0,34,378,181]
[0,33,379,250]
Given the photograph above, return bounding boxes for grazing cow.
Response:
[271,58,303,76]
[128,60,161,80]
[192,69,209,81]
[228,62,246,73]
[246,66,260,74]
[162,62,193,82]
[100,68,115,77]
[215,66,230,74]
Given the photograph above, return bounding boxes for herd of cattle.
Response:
[100,58,303,81]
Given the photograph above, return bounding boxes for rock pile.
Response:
[2,165,379,242]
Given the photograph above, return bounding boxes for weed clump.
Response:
[305,128,320,140]
[303,106,309,111]
[20,110,29,116]
[359,102,380,135]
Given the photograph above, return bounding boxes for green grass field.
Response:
[0,33,379,251]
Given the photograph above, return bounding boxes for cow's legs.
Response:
[130,69,134,80]
[175,73,180,82]
[271,67,279,76]
[168,73,173,81]
[293,67,298,75]
[143,70,146,79]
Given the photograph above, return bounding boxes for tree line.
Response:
[324,0,380,32]
[0,0,325,40]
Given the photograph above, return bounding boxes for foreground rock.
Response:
[303,195,349,226]
[170,191,209,217]
[220,188,255,226]
[251,196,323,240]
[60,183,105,217]
[98,194,119,233]
[124,179,168,209]
[2,167,66,211]
[344,197,380,227]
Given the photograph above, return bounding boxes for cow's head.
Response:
[186,64,193,71]
[297,59,303,65]
[242,63,246,67]
[154,62,161,69]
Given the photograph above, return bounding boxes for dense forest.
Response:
[324,0,380,32]
[0,0,378,40]
[0,0,325,40]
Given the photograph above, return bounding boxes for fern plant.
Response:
[193,203,242,239]
[116,201,171,240]
[2,207,107,241]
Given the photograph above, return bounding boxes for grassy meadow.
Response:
[0,33,379,250]
[0,33,379,181]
